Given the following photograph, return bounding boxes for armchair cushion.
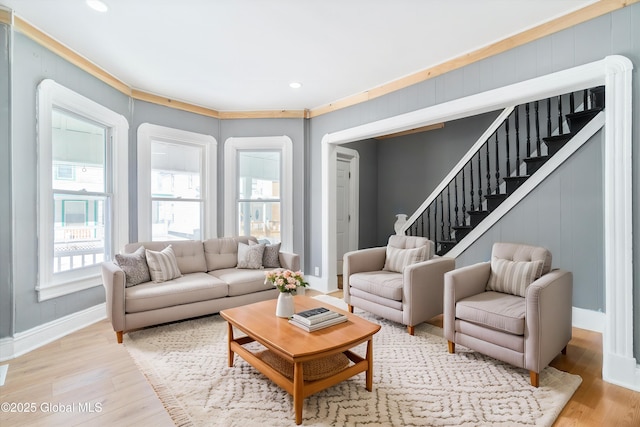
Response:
[349,271,403,301]
[456,291,526,335]
[383,246,426,273]
[486,257,544,297]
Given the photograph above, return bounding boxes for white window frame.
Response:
[37,79,129,301]
[224,136,293,251]
[137,123,217,241]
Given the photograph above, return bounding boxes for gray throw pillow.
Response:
[250,240,281,268]
[115,246,151,287]
[237,242,265,269]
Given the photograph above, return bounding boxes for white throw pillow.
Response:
[486,257,544,297]
[383,246,426,273]
[145,245,182,283]
[237,242,265,269]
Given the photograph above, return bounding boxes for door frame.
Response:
[335,146,359,273]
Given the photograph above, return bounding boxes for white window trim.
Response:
[37,79,129,301]
[137,123,217,241]
[224,136,293,252]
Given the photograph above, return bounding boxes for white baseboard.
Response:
[572,306,605,333]
[0,303,106,362]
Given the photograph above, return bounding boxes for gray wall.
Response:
[0,24,12,338]
[306,4,640,359]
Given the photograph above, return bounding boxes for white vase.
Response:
[394,213,408,235]
[275,292,295,318]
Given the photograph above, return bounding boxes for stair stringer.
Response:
[444,111,605,259]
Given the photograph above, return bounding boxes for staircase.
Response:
[404,86,605,255]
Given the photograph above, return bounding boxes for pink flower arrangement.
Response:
[264,269,309,294]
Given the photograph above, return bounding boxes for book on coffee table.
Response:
[291,307,342,325]
[289,314,348,332]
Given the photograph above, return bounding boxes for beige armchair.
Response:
[344,235,455,335]
[444,242,573,387]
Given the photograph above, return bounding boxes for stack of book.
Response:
[288,307,347,332]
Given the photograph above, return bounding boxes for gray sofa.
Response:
[101,236,299,343]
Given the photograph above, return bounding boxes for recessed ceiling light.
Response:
[289,82,302,89]
[86,0,108,12]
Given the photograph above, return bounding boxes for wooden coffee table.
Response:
[220,295,381,425]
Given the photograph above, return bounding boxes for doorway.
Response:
[335,147,359,277]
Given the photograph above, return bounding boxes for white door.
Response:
[336,158,350,274]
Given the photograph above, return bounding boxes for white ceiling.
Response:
[2,0,597,112]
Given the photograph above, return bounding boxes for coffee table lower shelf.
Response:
[226,326,375,425]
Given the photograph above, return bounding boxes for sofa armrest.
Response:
[278,251,300,272]
[525,269,573,372]
[443,261,491,340]
[101,261,126,333]
[402,257,455,326]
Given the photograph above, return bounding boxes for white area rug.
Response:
[124,295,581,426]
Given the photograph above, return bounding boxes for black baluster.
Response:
[469,159,475,212]
[570,92,575,114]
[454,177,459,227]
[558,95,563,134]
[420,212,424,237]
[426,206,431,241]
[440,194,445,244]
[583,89,588,110]
[486,143,491,197]
[535,101,541,154]
[526,103,531,158]
[447,184,452,239]
[505,116,511,176]
[461,167,467,225]
[514,106,520,176]
[546,98,552,137]
[494,132,500,191]
[477,151,483,208]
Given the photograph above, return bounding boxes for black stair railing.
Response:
[406,86,604,255]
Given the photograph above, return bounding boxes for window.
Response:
[37,79,129,301]
[224,136,292,251]
[137,124,217,241]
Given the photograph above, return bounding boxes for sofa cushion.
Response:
[209,268,274,296]
[456,291,525,335]
[349,271,403,301]
[486,257,544,297]
[145,245,182,283]
[125,272,228,313]
[115,246,150,287]
[383,246,426,273]
[204,236,259,271]
[237,242,265,269]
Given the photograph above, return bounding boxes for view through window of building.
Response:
[151,140,203,241]
[52,108,109,273]
[237,150,281,243]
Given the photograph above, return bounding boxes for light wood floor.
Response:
[1,290,638,426]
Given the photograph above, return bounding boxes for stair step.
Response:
[566,108,603,133]
[524,155,549,175]
[485,193,507,211]
[437,240,457,256]
[590,86,605,109]
[503,175,530,194]
[452,225,473,241]
[543,133,573,156]
[467,210,490,227]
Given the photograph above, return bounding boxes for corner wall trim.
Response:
[0,303,106,362]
